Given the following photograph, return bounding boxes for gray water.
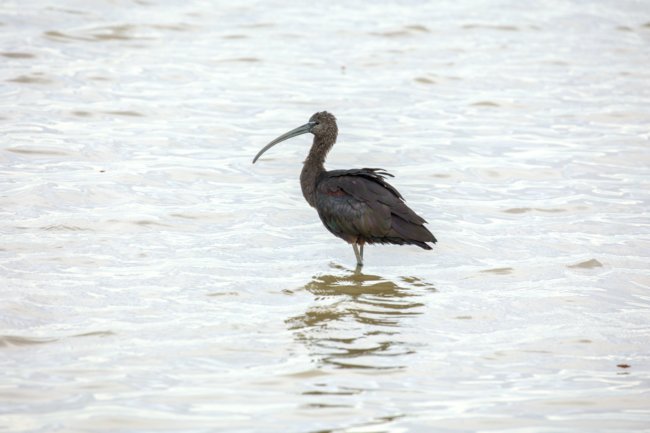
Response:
[1,1,650,432]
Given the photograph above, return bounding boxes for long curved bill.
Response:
[252,122,315,164]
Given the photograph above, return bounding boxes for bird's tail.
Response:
[389,215,437,250]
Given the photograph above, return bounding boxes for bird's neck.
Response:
[300,137,331,207]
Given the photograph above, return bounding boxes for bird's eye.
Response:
[314,121,320,125]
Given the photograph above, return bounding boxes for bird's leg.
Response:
[352,243,363,268]
[359,240,365,261]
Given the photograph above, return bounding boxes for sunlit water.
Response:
[1,1,649,431]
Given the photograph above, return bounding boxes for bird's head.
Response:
[309,111,338,141]
[253,111,338,164]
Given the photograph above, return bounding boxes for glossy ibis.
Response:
[253,111,436,267]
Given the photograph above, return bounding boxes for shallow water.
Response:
[1,0,650,431]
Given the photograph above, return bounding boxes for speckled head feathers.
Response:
[308,111,338,142]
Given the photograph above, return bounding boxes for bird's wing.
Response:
[315,168,428,243]
[314,168,436,247]
[328,169,428,224]
[314,170,390,241]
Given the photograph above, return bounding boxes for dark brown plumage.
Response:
[253,111,436,267]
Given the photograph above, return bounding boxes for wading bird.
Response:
[252,111,436,267]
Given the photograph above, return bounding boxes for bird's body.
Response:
[253,111,436,267]
[314,168,434,250]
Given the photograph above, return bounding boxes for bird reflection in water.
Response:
[286,264,435,370]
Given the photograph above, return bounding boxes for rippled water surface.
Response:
[2,1,650,431]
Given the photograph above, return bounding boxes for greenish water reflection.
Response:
[287,264,435,370]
